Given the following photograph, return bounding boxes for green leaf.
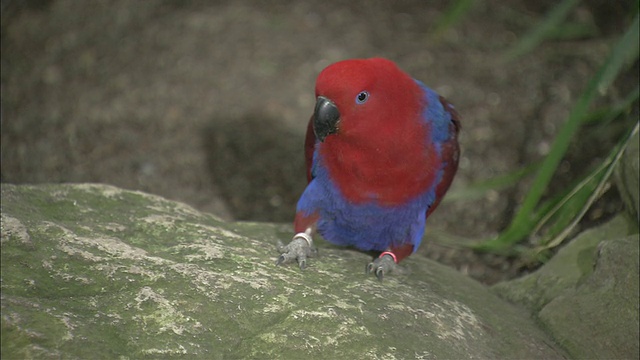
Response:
[503,0,582,61]
[430,0,475,39]
[545,21,598,40]
[475,14,640,253]
[597,18,640,94]
[582,85,640,125]
[533,121,639,252]
[443,163,539,203]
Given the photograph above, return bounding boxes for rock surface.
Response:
[1,183,565,359]
[493,215,639,359]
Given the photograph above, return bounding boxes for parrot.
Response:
[276,57,460,280]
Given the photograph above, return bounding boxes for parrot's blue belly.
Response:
[297,175,436,252]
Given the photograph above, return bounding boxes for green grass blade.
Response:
[534,121,639,251]
[503,0,582,61]
[476,14,640,253]
[597,17,640,94]
[582,85,640,125]
[545,21,598,40]
[443,163,539,203]
[430,0,474,39]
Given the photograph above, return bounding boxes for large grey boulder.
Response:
[1,184,565,359]
[493,215,639,359]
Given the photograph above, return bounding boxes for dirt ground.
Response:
[1,0,634,284]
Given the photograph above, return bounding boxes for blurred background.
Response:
[2,0,637,284]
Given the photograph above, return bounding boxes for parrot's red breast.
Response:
[305,58,457,207]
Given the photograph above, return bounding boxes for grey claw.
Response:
[367,254,396,281]
[276,233,316,270]
[365,262,374,275]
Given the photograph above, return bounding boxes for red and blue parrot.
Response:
[277,58,460,280]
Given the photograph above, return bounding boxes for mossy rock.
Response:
[493,215,639,359]
[1,184,565,359]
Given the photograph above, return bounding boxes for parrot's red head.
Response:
[313,58,422,142]
[311,58,440,205]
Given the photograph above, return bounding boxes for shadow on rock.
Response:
[203,115,307,222]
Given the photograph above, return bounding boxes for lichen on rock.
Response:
[2,183,566,359]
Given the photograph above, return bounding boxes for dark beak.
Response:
[313,96,340,142]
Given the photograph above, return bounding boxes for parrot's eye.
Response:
[355,91,369,104]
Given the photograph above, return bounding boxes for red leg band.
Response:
[379,251,398,263]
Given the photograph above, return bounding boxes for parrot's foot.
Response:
[366,252,397,281]
[276,232,318,270]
